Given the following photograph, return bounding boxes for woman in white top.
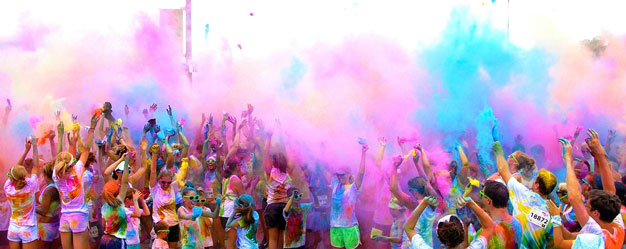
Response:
[5,137,41,249]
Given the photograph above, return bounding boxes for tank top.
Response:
[38,183,61,218]
[219,175,239,218]
[266,168,291,205]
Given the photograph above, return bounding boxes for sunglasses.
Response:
[581,179,591,187]
[198,198,206,203]
[479,184,491,201]
[558,193,568,200]
[161,181,172,185]
[157,230,170,233]
[6,173,12,179]
[184,195,199,201]
[508,154,519,164]
[237,201,250,207]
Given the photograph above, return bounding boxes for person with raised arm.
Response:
[389,154,437,246]
[123,188,151,249]
[476,180,522,249]
[100,154,140,248]
[177,186,221,249]
[53,113,98,249]
[263,131,293,249]
[5,137,41,249]
[219,120,246,249]
[226,195,259,249]
[149,142,184,249]
[403,196,495,249]
[329,141,367,249]
[493,139,556,249]
[552,131,624,249]
[37,162,62,249]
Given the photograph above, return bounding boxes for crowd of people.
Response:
[1,101,625,249]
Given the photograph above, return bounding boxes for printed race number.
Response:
[527,207,550,229]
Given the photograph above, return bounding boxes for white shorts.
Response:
[7,223,39,243]
[59,212,89,233]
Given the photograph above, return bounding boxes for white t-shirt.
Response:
[330,179,362,227]
[125,206,141,245]
[150,182,180,226]
[4,174,39,226]
[410,233,487,249]
[0,200,10,230]
[53,161,88,214]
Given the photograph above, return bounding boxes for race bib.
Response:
[527,207,550,229]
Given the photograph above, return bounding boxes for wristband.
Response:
[551,215,562,227]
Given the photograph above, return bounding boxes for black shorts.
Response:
[264,202,287,229]
[220,217,228,229]
[167,224,180,242]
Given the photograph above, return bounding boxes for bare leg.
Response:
[21,240,39,249]
[225,229,236,249]
[71,231,89,249]
[267,228,279,249]
[8,241,21,249]
[60,232,73,249]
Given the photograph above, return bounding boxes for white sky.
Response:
[1,0,625,58]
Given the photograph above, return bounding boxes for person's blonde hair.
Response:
[9,165,27,189]
[54,152,75,177]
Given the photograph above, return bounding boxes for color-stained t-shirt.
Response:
[330,179,362,227]
[152,238,169,249]
[600,214,625,249]
[197,208,214,248]
[390,218,409,249]
[151,182,180,226]
[267,168,291,205]
[472,216,523,249]
[125,206,140,245]
[283,203,312,248]
[101,203,127,239]
[4,174,38,226]
[507,178,554,249]
[53,161,89,213]
[178,206,204,249]
[236,211,259,249]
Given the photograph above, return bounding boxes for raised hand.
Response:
[227,115,236,124]
[361,143,369,153]
[247,103,254,115]
[392,155,403,168]
[90,113,100,128]
[5,99,11,113]
[558,138,573,161]
[492,119,500,142]
[124,105,130,116]
[24,137,32,151]
[166,105,173,116]
[55,111,61,121]
[208,113,214,125]
[132,190,142,200]
[72,114,78,123]
[48,130,56,141]
[142,109,149,119]
[140,138,148,151]
[149,103,158,114]
[414,144,423,152]
[143,124,151,134]
[608,129,617,142]
[585,129,604,157]
[57,121,65,134]
[492,141,504,157]
[547,199,562,216]
[149,144,160,155]
[378,137,387,147]
[455,196,471,208]
[424,196,439,207]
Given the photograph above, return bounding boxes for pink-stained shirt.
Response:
[53,161,89,214]
[4,174,39,226]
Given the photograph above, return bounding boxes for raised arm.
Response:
[586,129,615,194]
[79,114,99,165]
[1,99,10,127]
[17,138,31,166]
[410,145,427,178]
[493,141,512,183]
[356,143,368,190]
[203,198,222,218]
[31,136,40,175]
[49,130,57,158]
[416,145,432,179]
[548,199,574,249]
[403,196,436,239]
[174,158,190,188]
[130,191,142,218]
[461,197,495,240]
[558,138,589,228]
[390,156,418,210]
[118,155,131,200]
[129,138,149,185]
[149,144,159,188]
[376,137,387,170]
[263,131,273,178]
